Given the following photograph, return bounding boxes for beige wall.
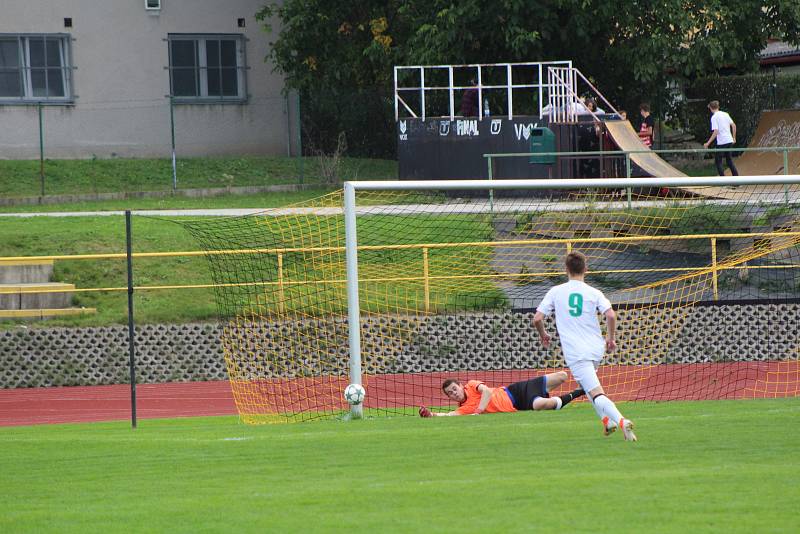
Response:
[0,0,292,158]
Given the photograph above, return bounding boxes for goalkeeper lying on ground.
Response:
[418,371,584,417]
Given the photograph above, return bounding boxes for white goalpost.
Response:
[343,175,800,418]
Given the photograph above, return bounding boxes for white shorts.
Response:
[569,359,601,393]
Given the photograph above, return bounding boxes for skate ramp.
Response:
[603,120,687,178]
[728,110,800,176]
[604,117,800,201]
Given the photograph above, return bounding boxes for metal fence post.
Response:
[625,153,632,209]
[38,102,45,197]
[487,156,494,213]
[277,252,285,314]
[422,247,430,313]
[783,149,789,205]
[170,96,177,191]
[296,92,304,185]
[711,237,719,301]
[125,210,138,429]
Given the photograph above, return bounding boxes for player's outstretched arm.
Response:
[419,406,459,417]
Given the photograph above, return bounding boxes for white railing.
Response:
[393,61,572,121]
[546,66,620,123]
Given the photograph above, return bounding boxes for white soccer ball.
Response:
[344,383,366,405]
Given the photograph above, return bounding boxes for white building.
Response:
[0,0,295,158]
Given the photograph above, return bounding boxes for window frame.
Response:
[145,0,162,10]
[167,34,247,104]
[0,33,74,104]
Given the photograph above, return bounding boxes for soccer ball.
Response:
[344,383,366,405]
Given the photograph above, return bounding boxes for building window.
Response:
[168,35,246,102]
[0,34,72,103]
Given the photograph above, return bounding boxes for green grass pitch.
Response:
[1,399,798,532]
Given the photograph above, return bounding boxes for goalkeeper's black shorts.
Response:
[504,376,548,411]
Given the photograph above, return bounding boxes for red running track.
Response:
[0,381,237,427]
[1,361,797,427]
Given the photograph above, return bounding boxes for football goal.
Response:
[181,176,800,423]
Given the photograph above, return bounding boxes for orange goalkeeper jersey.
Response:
[455,380,517,415]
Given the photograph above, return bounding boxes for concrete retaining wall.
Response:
[1,303,797,388]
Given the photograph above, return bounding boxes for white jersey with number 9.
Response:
[536,279,612,365]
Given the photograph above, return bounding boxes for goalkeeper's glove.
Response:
[418,406,433,418]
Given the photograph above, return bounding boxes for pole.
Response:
[38,102,45,197]
[783,149,789,204]
[125,210,137,429]
[277,253,285,314]
[487,155,494,213]
[296,92,304,185]
[422,247,430,313]
[343,183,362,419]
[625,153,632,209]
[772,66,777,111]
[170,97,177,191]
[711,237,718,301]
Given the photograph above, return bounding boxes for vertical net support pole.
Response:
[125,210,138,429]
[711,237,719,301]
[277,252,285,315]
[344,182,363,418]
[422,247,430,313]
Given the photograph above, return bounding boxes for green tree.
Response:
[258,1,800,156]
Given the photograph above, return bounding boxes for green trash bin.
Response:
[529,127,556,164]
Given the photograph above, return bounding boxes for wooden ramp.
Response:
[603,120,687,178]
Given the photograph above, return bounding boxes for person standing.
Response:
[533,252,637,441]
[638,103,654,147]
[703,100,739,176]
[460,78,479,117]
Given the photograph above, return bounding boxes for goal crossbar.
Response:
[346,175,800,191]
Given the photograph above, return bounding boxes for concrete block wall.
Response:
[1,303,797,388]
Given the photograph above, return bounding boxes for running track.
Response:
[1,361,798,427]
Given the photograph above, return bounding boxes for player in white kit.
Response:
[533,252,637,441]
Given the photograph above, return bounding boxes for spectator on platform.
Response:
[460,78,479,117]
[584,97,605,114]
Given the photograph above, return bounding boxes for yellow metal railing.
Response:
[2,230,799,304]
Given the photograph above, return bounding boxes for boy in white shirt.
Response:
[703,100,739,176]
[533,252,637,441]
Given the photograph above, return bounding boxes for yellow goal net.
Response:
[180,177,800,423]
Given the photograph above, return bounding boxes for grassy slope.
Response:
[0,156,397,198]
[0,399,797,532]
[0,156,721,328]
[0,212,499,326]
